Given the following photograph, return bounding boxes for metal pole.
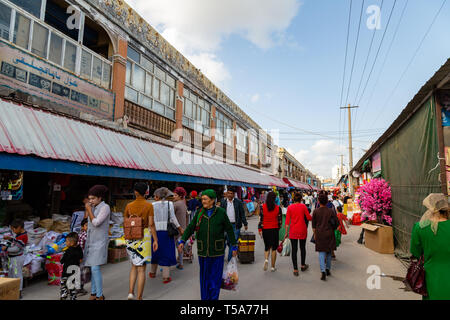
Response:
[348,104,354,196]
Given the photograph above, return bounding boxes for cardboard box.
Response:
[0,277,20,300]
[361,223,394,254]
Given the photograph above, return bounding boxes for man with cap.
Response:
[220,186,248,262]
[177,189,237,300]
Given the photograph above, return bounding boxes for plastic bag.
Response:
[221,257,239,291]
[281,238,291,256]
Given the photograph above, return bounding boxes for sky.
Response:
[126,0,450,179]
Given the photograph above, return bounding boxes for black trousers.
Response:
[290,239,307,270]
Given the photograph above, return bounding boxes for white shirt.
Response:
[226,199,236,223]
[333,200,342,208]
[304,196,311,205]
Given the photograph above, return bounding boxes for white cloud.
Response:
[293,140,341,178]
[126,0,301,87]
[251,94,260,103]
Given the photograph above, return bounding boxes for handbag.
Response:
[166,201,179,238]
[124,215,144,240]
[404,256,428,296]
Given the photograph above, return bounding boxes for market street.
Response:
[22,215,418,300]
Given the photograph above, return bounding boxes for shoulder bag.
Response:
[404,255,428,296]
[166,201,179,238]
[329,212,340,230]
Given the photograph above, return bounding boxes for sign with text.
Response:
[0,40,114,120]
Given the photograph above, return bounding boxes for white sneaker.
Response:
[263,260,269,271]
[271,267,277,272]
[127,293,135,300]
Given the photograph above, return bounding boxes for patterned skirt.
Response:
[126,228,152,266]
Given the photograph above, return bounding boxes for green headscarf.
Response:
[201,189,217,200]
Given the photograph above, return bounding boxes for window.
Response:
[48,33,63,64]
[125,45,176,120]
[250,131,259,155]
[64,41,77,72]
[3,1,112,89]
[183,88,211,135]
[125,86,138,103]
[80,50,92,78]
[31,23,48,58]
[237,126,248,153]
[10,0,42,18]
[13,13,30,49]
[0,3,11,40]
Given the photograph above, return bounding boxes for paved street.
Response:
[23,215,418,300]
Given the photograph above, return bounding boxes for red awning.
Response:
[283,178,310,190]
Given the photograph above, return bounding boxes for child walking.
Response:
[1,219,28,299]
[60,232,83,300]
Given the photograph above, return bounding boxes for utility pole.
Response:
[340,104,359,197]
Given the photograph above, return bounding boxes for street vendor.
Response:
[177,189,237,300]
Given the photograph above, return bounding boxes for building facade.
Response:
[0,0,281,177]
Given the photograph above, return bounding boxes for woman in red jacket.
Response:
[285,192,312,277]
[258,191,282,272]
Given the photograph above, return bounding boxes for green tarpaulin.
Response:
[380,97,441,255]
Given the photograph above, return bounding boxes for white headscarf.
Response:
[420,193,449,235]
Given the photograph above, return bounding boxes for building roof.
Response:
[352,58,450,173]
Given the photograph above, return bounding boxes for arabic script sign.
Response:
[0,40,114,120]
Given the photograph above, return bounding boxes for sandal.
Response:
[96,295,105,300]
[301,264,309,272]
[89,294,97,300]
[293,270,299,277]
[148,272,156,278]
[163,277,172,284]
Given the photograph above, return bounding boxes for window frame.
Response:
[125,45,177,121]
[182,87,211,136]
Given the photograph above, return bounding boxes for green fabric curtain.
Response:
[380,97,441,255]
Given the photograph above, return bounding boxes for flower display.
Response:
[357,178,392,225]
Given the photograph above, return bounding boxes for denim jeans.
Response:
[319,252,332,272]
[90,265,103,297]
[226,224,240,262]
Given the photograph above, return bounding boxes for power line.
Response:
[354,0,409,134]
[356,0,397,106]
[371,0,448,129]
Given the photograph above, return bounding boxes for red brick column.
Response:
[112,38,128,121]
[175,81,184,142]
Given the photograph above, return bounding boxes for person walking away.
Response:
[77,218,89,296]
[187,191,201,224]
[333,205,349,259]
[124,182,158,300]
[60,232,83,300]
[303,192,311,212]
[220,187,248,262]
[84,185,110,300]
[410,193,450,300]
[177,190,237,300]
[1,219,28,299]
[173,187,188,270]
[285,193,312,276]
[258,191,282,272]
[312,193,337,281]
[149,187,182,284]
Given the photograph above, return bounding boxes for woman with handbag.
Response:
[285,192,312,277]
[124,182,158,300]
[149,187,182,284]
[409,193,450,300]
[258,191,282,272]
[312,193,337,281]
[177,189,237,300]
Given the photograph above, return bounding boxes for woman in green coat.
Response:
[177,189,237,300]
[410,193,450,300]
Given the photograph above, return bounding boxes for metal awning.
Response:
[0,99,282,188]
[282,177,310,190]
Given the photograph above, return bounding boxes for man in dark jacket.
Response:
[220,186,248,261]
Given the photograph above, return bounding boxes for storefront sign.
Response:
[0,40,114,120]
[372,152,381,173]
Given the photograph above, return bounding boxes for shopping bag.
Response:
[221,257,239,291]
[276,241,284,253]
[281,238,291,256]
